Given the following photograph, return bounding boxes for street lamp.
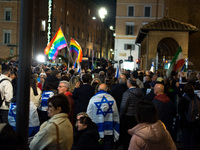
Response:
[98,7,107,59]
[98,7,107,22]
[109,26,114,30]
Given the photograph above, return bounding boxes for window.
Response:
[88,9,90,16]
[4,8,12,21]
[73,27,75,38]
[40,20,46,31]
[77,28,80,39]
[3,30,11,44]
[81,30,84,39]
[144,6,151,17]
[128,6,134,16]
[87,33,89,42]
[67,24,69,36]
[124,44,135,50]
[87,48,89,56]
[142,22,148,26]
[126,22,134,35]
[90,49,92,57]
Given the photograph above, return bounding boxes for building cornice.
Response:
[116,16,163,19]
[117,3,164,6]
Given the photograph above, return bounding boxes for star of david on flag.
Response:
[94,96,114,117]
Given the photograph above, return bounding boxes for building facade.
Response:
[0,0,20,60]
[114,0,164,69]
[0,0,114,65]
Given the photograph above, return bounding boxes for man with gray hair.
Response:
[57,80,74,125]
[87,83,120,150]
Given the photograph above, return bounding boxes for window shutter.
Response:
[131,26,134,35]
[132,44,135,50]
[124,44,127,50]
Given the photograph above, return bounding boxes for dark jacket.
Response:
[44,75,60,90]
[73,84,95,115]
[145,89,156,101]
[110,83,128,110]
[72,123,100,150]
[120,87,145,117]
[152,94,175,134]
[12,78,18,97]
[65,91,75,126]
[178,93,199,128]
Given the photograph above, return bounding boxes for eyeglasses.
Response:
[58,86,67,88]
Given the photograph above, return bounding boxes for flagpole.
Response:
[68,38,76,68]
[59,27,74,69]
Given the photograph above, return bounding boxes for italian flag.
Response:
[167,46,185,77]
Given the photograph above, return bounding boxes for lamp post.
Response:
[98,7,107,59]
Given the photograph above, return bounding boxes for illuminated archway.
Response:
[157,37,179,70]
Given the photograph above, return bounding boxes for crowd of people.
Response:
[0,61,200,150]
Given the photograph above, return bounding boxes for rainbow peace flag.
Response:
[70,38,83,66]
[44,27,67,60]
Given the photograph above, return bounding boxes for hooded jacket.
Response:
[128,120,176,150]
[152,94,175,134]
[120,87,145,117]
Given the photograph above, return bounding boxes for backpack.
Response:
[0,78,10,107]
[186,96,200,122]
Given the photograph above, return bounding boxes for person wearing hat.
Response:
[156,77,164,84]
[38,73,46,91]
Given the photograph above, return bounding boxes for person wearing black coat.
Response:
[178,83,200,150]
[145,81,156,101]
[43,69,60,91]
[73,74,95,116]
[152,83,175,135]
[72,114,100,150]
[110,74,128,110]
[119,78,145,150]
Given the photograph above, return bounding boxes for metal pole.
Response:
[16,0,33,149]
[100,22,103,59]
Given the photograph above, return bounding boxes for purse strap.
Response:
[53,122,60,150]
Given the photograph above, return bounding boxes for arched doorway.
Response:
[156,37,179,73]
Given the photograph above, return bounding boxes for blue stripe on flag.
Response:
[115,65,119,78]
[96,121,120,133]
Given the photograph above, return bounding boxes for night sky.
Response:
[92,0,116,27]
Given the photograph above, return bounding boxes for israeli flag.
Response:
[77,62,81,74]
[150,62,154,73]
[8,101,40,137]
[39,91,54,111]
[115,65,120,78]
